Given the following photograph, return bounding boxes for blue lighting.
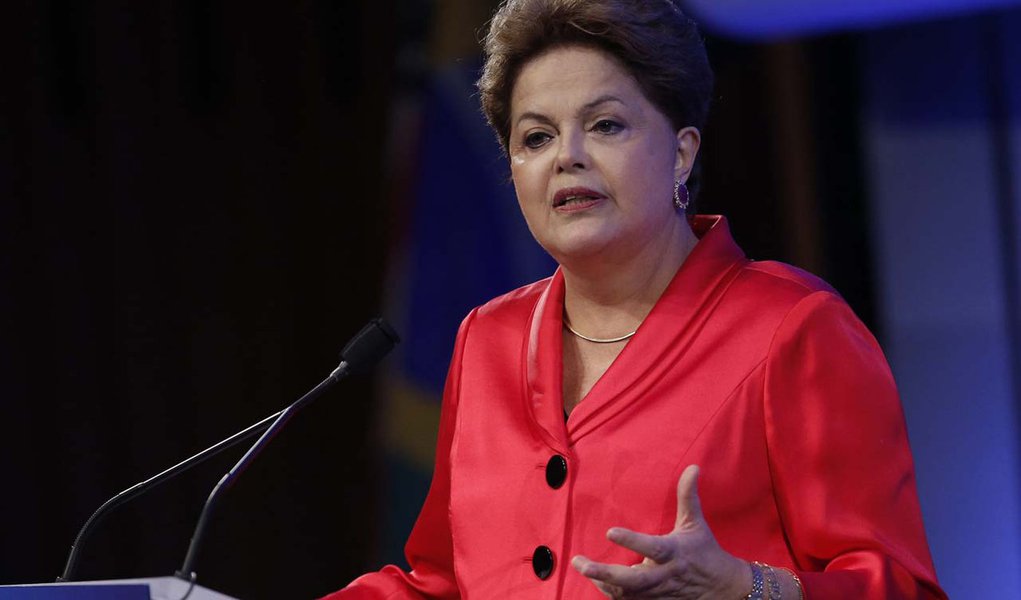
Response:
[683,0,1021,37]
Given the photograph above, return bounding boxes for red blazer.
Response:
[326,216,946,599]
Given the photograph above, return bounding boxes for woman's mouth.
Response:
[553,187,606,211]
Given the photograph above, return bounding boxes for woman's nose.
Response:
[554,130,588,172]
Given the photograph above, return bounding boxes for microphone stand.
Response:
[174,317,398,584]
[59,410,282,581]
[58,317,399,584]
[174,362,350,582]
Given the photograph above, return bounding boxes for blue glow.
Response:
[682,0,1021,37]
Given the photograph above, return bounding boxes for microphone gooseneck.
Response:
[57,318,399,583]
[59,411,282,582]
[175,318,399,582]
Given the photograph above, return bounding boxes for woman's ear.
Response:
[675,126,701,184]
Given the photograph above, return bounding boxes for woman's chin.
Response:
[539,230,619,266]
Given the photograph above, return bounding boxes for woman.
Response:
[325,0,946,597]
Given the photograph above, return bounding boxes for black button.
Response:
[545,455,568,489]
[532,545,555,580]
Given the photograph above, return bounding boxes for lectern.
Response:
[0,577,238,599]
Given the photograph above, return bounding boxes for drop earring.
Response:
[673,179,689,211]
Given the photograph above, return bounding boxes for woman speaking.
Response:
[324,0,946,597]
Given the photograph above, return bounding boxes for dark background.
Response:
[2,1,1017,599]
[1,2,395,597]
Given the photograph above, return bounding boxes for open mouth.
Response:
[555,195,599,208]
[553,187,605,208]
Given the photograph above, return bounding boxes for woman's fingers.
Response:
[606,528,674,564]
[572,466,739,598]
[572,555,665,593]
[597,467,703,565]
[674,464,704,530]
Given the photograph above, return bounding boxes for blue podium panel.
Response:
[0,585,149,599]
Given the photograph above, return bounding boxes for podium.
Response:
[0,577,238,599]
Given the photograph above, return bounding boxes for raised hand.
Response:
[571,465,751,599]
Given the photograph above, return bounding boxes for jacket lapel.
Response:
[522,269,571,453]
[522,216,749,446]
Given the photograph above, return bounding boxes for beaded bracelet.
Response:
[745,562,765,600]
[754,562,781,600]
[778,567,805,600]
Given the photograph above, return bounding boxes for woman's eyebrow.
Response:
[515,111,554,127]
[581,94,625,111]
[513,95,627,128]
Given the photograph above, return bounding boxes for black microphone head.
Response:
[340,318,400,373]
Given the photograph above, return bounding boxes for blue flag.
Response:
[378,63,556,565]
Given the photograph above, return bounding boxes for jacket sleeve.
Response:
[763,291,946,599]
[320,309,477,600]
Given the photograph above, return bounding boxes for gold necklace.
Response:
[563,321,637,343]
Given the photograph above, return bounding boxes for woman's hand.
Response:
[571,465,751,599]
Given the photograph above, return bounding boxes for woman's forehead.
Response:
[510,46,646,119]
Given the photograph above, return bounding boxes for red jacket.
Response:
[325,216,946,599]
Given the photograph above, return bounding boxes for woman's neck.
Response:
[560,218,698,339]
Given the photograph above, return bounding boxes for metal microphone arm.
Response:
[175,364,349,581]
[59,410,282,582]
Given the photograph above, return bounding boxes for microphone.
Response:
[57,318,399,583]
[176,317,399,582]
[331,317,401,379]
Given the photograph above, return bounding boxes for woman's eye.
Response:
[524,131,552,149]
[593,119,623,134]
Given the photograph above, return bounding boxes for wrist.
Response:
[754,562,781,600]
[736,560,761,600]
[777,567,805,600]
[742,561,805,600]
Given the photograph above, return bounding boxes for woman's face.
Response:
[508,45,698,265]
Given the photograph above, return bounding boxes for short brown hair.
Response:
[478,0,714,204]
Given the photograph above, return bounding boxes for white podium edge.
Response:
[0,576,239,600]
